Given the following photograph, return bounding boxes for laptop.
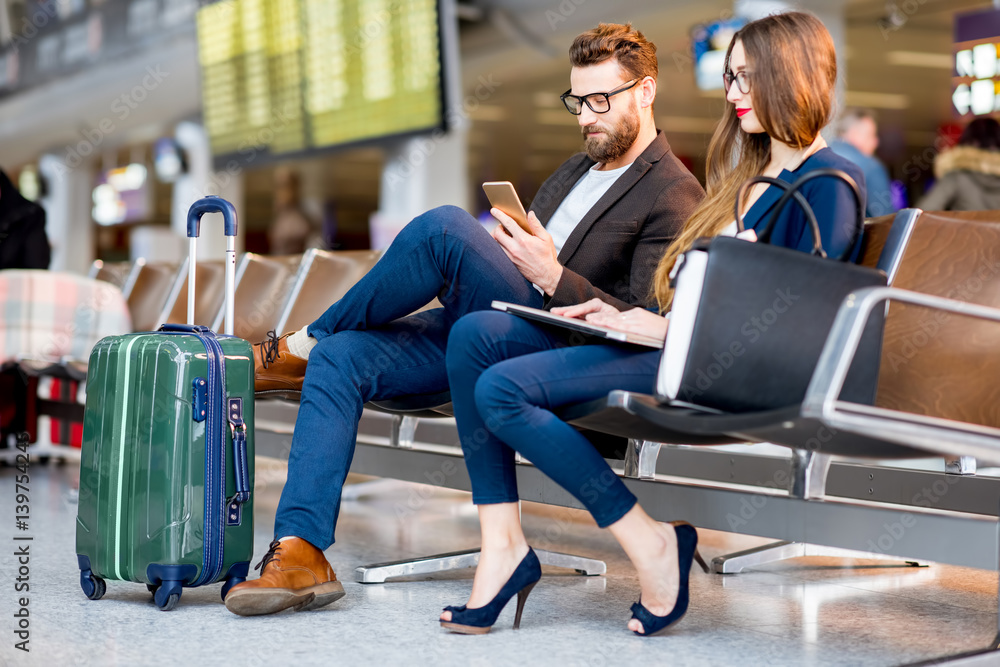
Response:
[491,301,664,350]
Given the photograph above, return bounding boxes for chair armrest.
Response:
[802,286,1000,463]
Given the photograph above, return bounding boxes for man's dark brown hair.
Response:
[569,23,658,81]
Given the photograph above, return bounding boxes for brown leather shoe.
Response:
[224,538,345,616]
[253,330,308,394]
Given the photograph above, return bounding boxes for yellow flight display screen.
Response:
[196,0,443,160]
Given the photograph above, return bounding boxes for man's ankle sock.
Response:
[286,328,317,359]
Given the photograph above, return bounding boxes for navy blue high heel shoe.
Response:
[630,521,709,637]
[440,548,542,635]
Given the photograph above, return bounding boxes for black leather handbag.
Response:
[656,168,887,413]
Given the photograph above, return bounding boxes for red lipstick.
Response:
[736,108,751,118]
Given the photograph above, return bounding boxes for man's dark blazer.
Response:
[529,130,705,311]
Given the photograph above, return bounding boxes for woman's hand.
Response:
[551,298,620,320]
[585,307,669,342]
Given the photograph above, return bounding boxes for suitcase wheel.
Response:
[146,583,158,597]
[81,573,106,601]
[154,581,182,611]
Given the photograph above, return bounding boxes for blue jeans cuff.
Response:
[593,495,638,529]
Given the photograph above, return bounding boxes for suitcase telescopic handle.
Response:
[185,196,238,335]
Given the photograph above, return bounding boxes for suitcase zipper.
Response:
[195,333,227,586]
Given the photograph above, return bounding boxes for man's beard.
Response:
[582,100,640,164]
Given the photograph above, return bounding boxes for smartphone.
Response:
[483,181,532,233]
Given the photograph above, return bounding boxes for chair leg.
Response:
[353,548,606,583]
[711,540,927,574]
[790,450,831,500]
[390,415,418,449]
[623,439,662,480]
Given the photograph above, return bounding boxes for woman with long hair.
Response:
[439,11,866,637]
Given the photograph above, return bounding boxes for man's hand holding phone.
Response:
[484,182,563,296]
[491,208,563,295]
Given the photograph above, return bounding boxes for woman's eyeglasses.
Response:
[723,70,751,95]
[560,79,639,115]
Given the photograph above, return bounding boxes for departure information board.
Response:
[196,0,444,161]
[953,7,1000,117]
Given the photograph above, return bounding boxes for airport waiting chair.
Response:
[158,258,227,329]
[125,260,179,332]
[87,259,135,293]
[211,253,303,343]
[552,210,1000,664]
[557,209,1000,570]
[349,209,916,582]
[274,249,382,336]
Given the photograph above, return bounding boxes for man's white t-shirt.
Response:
[545,161,634,254]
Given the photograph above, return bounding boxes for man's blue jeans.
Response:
[274,206,543,550]
[446,311,661,528]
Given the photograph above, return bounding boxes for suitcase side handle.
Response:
[227,398,251,526]
[184,196,238,335]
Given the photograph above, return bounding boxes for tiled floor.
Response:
[1,458,997,667]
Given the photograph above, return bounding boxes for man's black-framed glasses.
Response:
[723,70,751,95]
[560,79,639,115]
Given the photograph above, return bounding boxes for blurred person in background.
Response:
[268,166,316,254]
[830,108,894,218]
[918,118,1000,212]
[0,169,50,270]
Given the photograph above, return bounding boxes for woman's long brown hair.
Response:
[652,11,837,311]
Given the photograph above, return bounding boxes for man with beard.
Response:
[225,22,704,617]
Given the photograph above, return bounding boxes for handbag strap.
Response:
[758,168,864,262]
[735,176,826,257]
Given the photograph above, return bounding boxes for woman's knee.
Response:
[447,312,517,371]
[447,313,488,358]
[474,365,525,431]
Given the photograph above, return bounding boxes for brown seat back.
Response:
[276,249,382,335]
[161,260,227,328]
[219,253,303,342]
[875,210,1000,427]
[856,213,895,270]
[126,261,179,331]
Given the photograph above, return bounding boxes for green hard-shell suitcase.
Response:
[76,197,255,611]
